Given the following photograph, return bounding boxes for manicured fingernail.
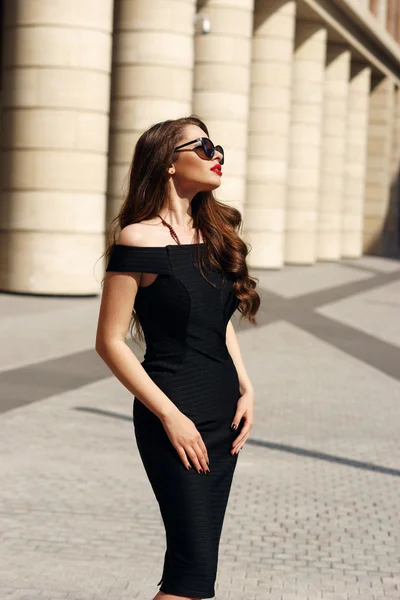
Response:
[199,469,204,474]
[230,423,237,431]
[187,465,192,470]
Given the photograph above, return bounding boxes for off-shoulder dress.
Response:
[106,242,244,599]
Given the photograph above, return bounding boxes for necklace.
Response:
[157,214,181,245]
[157,214,198,246]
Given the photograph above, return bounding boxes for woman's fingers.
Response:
[184,446,202,472]
[232,422,252,449]
[194,441,210,473]
[165,417,210,474]
[197,437,210,466]
[231,433,249,455]
[176,446,193,470]
[232,430,248,449]
[178,442,209,475]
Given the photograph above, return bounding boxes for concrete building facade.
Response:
[0,0,399,294]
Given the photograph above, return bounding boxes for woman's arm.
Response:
[225,319,254,396]
[226,319,254,455]
[95,225,179,422]
[96,270,179,422]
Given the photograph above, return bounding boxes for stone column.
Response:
[376,0,388,27]
[244,0,296,269]
[317,44,351,261]
[0,1,113,294]
[193,0,254,214]
[396,6,400,43]
[342,62,371,258]
[107,0,196,223]
[385,86,400,255]
[363,75,395,254]
[386,0,399,39]
[0,16,3,205]
[285,20,327,264]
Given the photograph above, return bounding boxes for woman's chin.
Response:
[200,179,222,192]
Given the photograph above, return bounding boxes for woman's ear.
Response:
[168,164,176,175]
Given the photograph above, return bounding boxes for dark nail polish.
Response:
[199,469,204,474]
[231,423,237,431]
[205,469,210,475]
[187,465,192,470]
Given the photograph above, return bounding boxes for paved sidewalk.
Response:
[0,256,399,600]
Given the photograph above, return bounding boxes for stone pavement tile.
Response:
[0,297,100,373]
[382,577,400,586]
[6,593,65,600]
[20,596,54,600]
[260,263,372,299]
[317,279,400,350]
[342,256,400,273]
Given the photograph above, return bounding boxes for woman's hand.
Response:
[230,389,254,455]
[160,408,210,475]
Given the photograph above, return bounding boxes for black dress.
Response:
[106,242,244,599]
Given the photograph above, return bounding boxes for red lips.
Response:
[211,164,222,175]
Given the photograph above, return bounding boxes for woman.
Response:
[96,115,260,600]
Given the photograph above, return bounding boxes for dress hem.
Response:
[159,579,215,599]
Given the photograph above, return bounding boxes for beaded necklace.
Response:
[157,214,198,245]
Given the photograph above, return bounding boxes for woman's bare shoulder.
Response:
[117,221,160,247]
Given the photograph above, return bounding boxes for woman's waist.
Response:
[143,342,230,370]
[142,350,240,409]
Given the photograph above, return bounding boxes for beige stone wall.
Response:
[317,44,351,260]
[0,1,114,294]
[342,62,371,258]
[363,75,395,254]
[245,0,296,269]
[193,0,254,214]
[285,20,327,264]
[106,0,196,224]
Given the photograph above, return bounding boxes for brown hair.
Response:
[100,115,260,343]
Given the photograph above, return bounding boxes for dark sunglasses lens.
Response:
[215,145,224,165]
[202,138,215,158]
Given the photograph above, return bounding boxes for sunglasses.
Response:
[174,137,224,166]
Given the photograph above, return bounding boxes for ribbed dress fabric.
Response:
[106,242,243,599]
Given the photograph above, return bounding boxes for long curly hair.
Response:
[100,115,260,343]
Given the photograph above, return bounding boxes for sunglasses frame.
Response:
[174,137,224,166]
